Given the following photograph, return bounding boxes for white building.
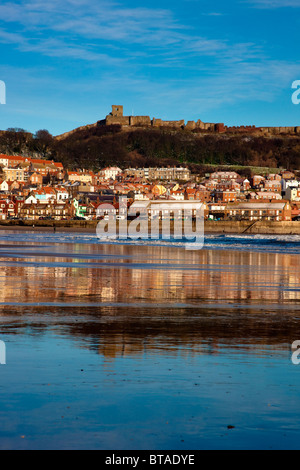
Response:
[281,179,300,191]
[55,187,69,201]
[101,167,122,180]
[0,180,9,192]
[284,187,300,201]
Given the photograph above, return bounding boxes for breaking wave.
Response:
[1,229,300,254]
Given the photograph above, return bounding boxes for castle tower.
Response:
[111,105,123,117]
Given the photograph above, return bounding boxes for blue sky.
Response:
[0,0,300,135]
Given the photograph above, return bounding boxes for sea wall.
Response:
[0,220,97,229]
[204,220,300,235]
[2,219,300,235]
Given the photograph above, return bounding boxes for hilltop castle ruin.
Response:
[98,105,215,131]
[56,105,300,141]
[97,105,300,135]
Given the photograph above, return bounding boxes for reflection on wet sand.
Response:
[1,243,300,304]
[1,303,298,360]
[1,242,300,359]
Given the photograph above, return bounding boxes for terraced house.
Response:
[19,201,74,221]
[225,201,292,221]
[0,199,16,220]
[3,167,26,182]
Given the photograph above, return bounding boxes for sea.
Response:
[0,229,300,450]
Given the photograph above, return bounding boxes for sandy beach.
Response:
[0,232,300,449]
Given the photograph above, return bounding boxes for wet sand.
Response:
[0,234,300,449]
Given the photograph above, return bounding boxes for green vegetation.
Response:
[1,125,299,173]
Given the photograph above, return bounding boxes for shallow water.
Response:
[0,230,300,449]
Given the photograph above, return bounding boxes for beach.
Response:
[0,231,300,449]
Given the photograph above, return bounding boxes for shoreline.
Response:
[0,224,97,233]
[1,220,300,235]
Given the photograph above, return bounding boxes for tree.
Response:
[1,128,31,154]
[33,129,54,158]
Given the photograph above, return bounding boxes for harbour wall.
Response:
[1,220,300,235]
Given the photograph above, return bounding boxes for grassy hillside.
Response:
[1,125,300,174]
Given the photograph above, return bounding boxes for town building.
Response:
[225,201,292,221]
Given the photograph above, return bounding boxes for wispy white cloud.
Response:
[246,0,300,8]
[201,12,225,16]
[0,27,124,64]
[0,0,299,131]
[0,0,232,63]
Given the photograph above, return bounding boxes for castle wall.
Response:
[203,123,215,131]
[152,118,185,129]
[215,123,225,133]
[185,121,196,130]
[195,120,206,129]
[260,126,299,135]
[129,116,151,127]
[106,114,130,126]
[98,105,300,136]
